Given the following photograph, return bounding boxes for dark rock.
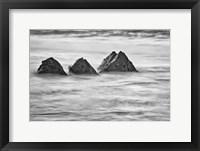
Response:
[97,51,117,71]
[69,58,98,75]
[98,51,138,72]
[37,57,67,75]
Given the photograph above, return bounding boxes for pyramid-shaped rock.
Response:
[69,58,98,75]
[98,51,117,71]
[98,51,138,72]
[37,57,67,75]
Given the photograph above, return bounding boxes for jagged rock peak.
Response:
[37,57,67,75]
[98,51,117,71]
[98,51,138,72]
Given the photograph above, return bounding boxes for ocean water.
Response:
[30,30,170,121]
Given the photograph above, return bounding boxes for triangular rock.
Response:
[98,51,138,72]
[69,58,98,75]
[97,51,117,71]
[37,57,67,75]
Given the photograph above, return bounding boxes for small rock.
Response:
[97,51,117,71]
[37,57,67,75]
[69,58,98,75]
[98,51,138,72]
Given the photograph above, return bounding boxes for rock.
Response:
[37,57,67,75]
[69,58,98,75]
[98,51,138,72]
[97,51,117,71]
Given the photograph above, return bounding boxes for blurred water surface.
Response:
[30,30,170,121]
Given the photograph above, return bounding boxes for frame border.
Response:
[0,0,200,151]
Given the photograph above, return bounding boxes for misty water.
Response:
[30,30,170,121]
